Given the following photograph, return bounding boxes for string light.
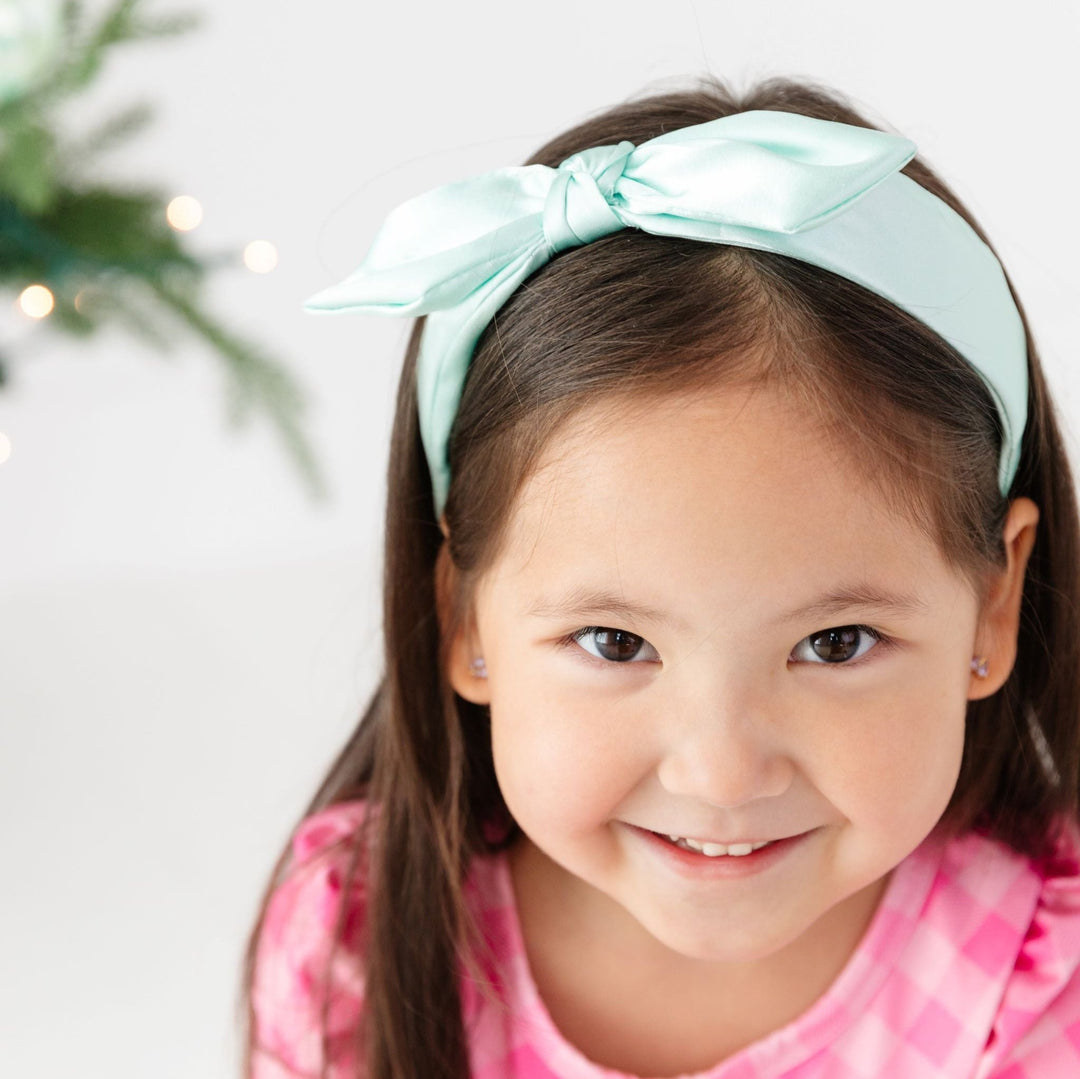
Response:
[166,195,203,231]
[243,240,278,274]
[18,284,54,318]
[0,432,11,465]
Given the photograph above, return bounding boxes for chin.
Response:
[629,904,809,965]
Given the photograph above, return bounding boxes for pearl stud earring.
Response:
[970,656,989,679]
[468,657,488,679]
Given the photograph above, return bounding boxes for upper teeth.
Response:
[667,836,771,857]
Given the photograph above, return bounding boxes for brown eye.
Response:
[575,627,658,663]
[792,625,881,665]
[813,627,860,662]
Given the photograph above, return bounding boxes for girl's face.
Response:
[451,383,1010,966]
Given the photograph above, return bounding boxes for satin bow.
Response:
[307,111,1026,511]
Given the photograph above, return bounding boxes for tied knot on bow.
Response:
[542,141,633,255]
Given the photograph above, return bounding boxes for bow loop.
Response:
[619,112,917,233]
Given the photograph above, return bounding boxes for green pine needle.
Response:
[128,12,203,41]
[36,2,202,104]
[64,103,155,171]
[78,285,180,352]
[150,281,327,500]
[1,121,58,212]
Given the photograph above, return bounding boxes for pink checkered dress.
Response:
[251,802,1080,1077]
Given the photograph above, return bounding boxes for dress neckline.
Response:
[489,834,945,1078]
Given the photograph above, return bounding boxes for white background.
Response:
[1,1,1078,1075]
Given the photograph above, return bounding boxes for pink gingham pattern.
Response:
[251,802,1080,1077]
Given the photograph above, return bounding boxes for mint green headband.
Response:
[306,110,1027,512]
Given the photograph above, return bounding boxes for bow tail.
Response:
[417,243,550,510]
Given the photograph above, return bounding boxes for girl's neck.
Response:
[508,837,888,1076]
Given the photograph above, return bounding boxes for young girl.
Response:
[241,78,1080,1078]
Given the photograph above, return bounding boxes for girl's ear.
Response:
[435,540,491,706]
[968,497,1040,700]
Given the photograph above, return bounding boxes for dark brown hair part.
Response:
[240,76,1080,1079]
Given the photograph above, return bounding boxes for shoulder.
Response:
[962,822,1080,1077]
[250,801,369,1079]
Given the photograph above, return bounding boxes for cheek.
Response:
[487,671,648,836]
[814,670,968,833]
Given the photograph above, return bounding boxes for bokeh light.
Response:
[243,240,278,274]
[166,195,203,231]
[18,284,54,318]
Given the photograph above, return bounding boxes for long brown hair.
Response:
[240,76,1080,1079]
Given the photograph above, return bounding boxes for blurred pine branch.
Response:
[0,0,323,497]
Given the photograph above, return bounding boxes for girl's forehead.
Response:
[515,382,848,518]
[486,384,968,611]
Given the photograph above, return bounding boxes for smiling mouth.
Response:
[658,834,773,857]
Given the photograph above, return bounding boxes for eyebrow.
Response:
[526,583,927,629]
[526,588,683,629]
[773,585,929,627]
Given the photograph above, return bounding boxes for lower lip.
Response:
[630,826,812,879]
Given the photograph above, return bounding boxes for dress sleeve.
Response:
[250,802,369,1079]
[979,833,1080,1078]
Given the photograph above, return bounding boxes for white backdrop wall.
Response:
[1,2,1077,1076]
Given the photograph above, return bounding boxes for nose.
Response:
[655,678,795,808]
